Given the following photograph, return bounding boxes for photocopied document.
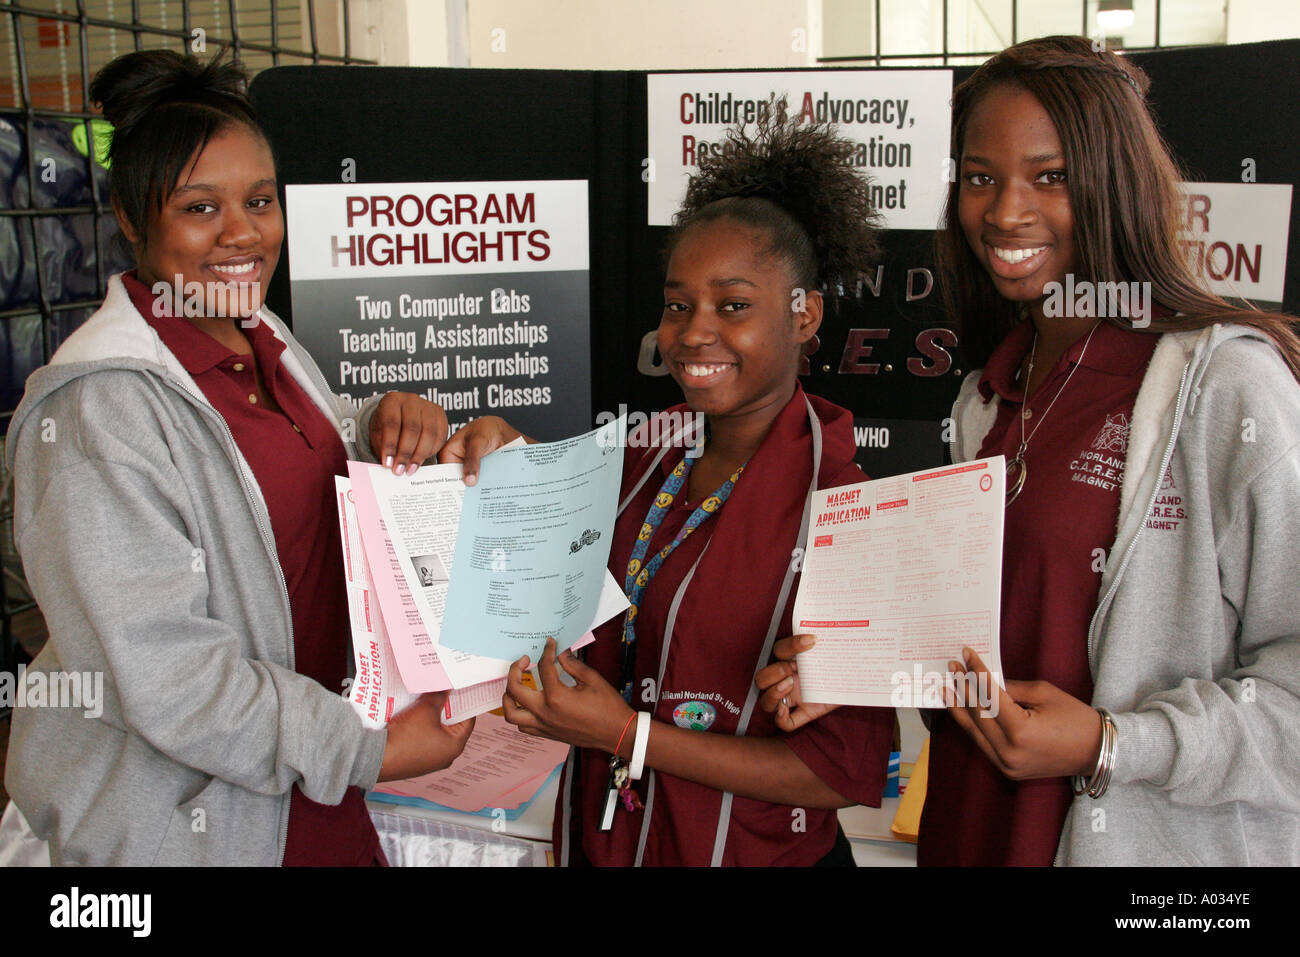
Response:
[351,460,502,690]
[438,419,623,663]
[337,476,510,725]
[791,457,1006,708]
[338,423,628,705]
[346,463,458,690]
[338,471,621,716]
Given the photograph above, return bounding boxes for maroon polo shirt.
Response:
[563,390,893,866]
[123,272,383,866]
[918,318,1158,866]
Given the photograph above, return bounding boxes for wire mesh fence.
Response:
[0,0,373,692]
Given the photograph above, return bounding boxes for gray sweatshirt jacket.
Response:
[4,274,389,865]
[951,323,1300,866]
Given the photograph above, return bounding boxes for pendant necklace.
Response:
[1005,321,1102,508]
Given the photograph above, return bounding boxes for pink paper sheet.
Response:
[348,462,453,691]
[374,712,569,813]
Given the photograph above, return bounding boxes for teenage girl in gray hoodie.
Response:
[3,50,471,865]
[757,36,1300,866]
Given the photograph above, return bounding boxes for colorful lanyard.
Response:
[601,445,745,826]
[566,396,824,863]
[617,449,745,703]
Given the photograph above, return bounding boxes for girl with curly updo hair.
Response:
[446,102,894,866]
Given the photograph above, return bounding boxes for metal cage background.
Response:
[0,0,372,701]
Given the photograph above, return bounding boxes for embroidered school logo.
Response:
[1146,464,1185,531]
[1091,413,1130,453]
[672,700,717,731]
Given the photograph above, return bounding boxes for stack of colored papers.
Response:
[334,425,629,725]
[370,713,570,820]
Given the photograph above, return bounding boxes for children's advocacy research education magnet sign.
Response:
[286,180,592,439]
[646,71,953,230]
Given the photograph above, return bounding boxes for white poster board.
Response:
[647,71,953,230]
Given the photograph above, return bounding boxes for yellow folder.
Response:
[890,736,929,843]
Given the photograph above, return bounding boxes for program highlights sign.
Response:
[286,180,591,439]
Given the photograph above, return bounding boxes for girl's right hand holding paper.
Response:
[377,692,475,782]
[437,415,530,485]
[756,634,841,731]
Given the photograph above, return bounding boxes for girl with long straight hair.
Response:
[759,35,1300,866]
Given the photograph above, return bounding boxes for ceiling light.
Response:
[1098,0,1136,31]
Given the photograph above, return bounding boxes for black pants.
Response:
[814,825,857,867]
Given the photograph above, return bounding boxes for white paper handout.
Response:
[338,468,624,723]
[335,432,629,725]
[337,475,520,725]
[350,460,503,690]
[791,457,1006,708]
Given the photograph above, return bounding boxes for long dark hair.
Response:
[938,35,1300,379]
[90,49,267,247]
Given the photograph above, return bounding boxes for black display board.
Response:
[251,40,1300,471]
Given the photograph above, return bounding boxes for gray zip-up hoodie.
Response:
[4,274,389,866]
[951,323,1300,865]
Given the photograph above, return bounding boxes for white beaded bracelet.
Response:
[629,712,651,781]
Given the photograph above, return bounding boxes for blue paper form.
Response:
[438,419,623,662]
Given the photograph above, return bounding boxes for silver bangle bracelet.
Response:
[1072,708,1117,798]
[1090,708,1117,798]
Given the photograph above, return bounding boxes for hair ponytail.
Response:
[668,98,883,295]
[90,48,268,246]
